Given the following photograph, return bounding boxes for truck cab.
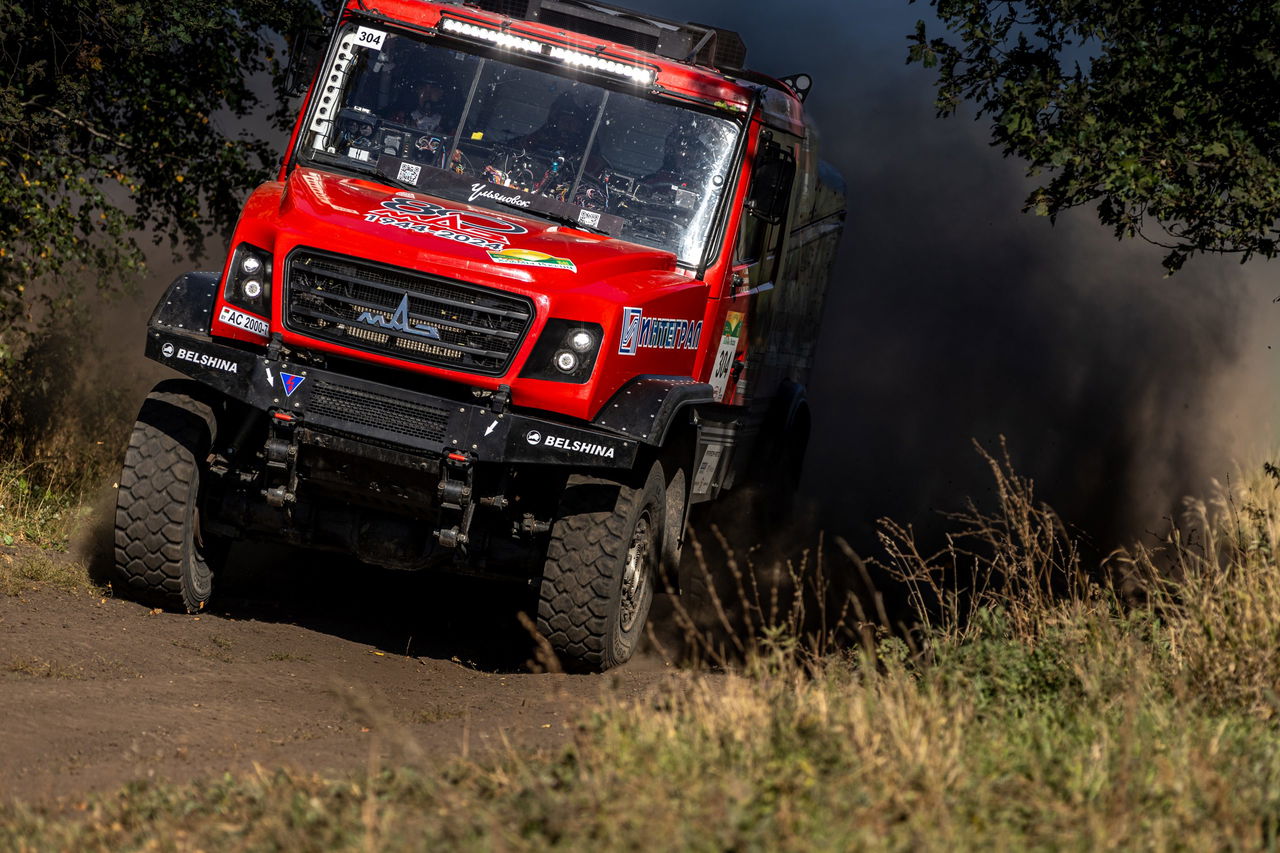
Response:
[115,0,846,670]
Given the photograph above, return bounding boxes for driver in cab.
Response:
[638,119,718,212]
[523,92,592,155]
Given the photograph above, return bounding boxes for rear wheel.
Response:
[113,380,226,612]
[536,461,665,671]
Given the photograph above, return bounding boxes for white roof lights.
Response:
[440,17,541,53]
[547,46,655,85]
[439,16,656,86]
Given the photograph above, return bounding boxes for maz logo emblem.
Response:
[356,293,441,340]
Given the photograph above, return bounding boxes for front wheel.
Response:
[536,462,666,671]
[113,380,226,612]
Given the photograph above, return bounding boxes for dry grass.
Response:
[7,445,1280,849]
[0,547,93,596]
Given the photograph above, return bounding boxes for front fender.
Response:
[591,375,715,446]
[149,272,222,334]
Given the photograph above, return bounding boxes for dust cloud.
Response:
[640,0,1280,552]
[804,90,1279,553]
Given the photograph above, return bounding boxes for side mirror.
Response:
[285,29,329,97]
[746,138,795,225]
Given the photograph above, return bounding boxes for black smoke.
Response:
[638,0,1279,553]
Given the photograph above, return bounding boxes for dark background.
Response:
[99,0,1280,558]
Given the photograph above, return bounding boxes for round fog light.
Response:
[554,350,579,374]
[568,329,595,353]
[240,255,262,275]
[243,279,262,299]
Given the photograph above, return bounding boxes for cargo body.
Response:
[116,0,846,670]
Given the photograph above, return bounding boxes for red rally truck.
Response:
[114,0,846,670]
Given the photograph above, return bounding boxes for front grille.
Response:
[309,379,450,445]
[284,251,534,375]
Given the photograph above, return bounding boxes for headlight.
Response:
[520,319,603,384]
[224,243,273,318]
[554,350,579,373]
[568,329,595,353]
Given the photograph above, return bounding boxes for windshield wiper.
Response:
[488,197,609,236]
[309,151,420,192]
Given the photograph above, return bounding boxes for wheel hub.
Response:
[619,511,653,632]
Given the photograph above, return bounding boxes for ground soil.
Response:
[0,543,680,808]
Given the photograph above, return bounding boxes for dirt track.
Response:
[0,544,676,806]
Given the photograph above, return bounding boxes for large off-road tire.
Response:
[536,462,666,672]
[114,380,225,612]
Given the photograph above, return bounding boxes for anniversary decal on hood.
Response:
[364,195,528,252]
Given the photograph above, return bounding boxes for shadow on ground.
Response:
[76,491,545,672]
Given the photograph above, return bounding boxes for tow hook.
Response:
[434,452,475,548]
[263,409,300,508]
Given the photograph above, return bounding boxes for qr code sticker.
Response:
[578,209,601,229]
[397,161,422,185]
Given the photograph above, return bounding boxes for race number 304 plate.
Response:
[355,27,387,50]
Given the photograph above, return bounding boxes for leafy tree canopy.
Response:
[908,1,1280,272]
[0,0,322,366]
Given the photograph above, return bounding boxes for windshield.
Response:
[299,25,741,266]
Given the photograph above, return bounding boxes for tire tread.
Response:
[113,381,217,612]
[537,471,655,671]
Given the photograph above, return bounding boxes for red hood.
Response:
[276,167,678,287]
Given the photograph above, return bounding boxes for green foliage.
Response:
[908,1,1280,272]
[0,0,323,371]
[0,457,100,550]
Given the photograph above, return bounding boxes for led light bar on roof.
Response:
[440,17,542,53]
[438,15,656,85]
[547,45,655,84]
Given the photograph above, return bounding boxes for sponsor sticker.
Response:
[526,430,615,459]
[218,306,269,339]
[691,444,724,495]
[709,311,743,401]
[354,26,387,50]
[487,248,576,272]
[280,372,305,397]
[618,307,702,356]
[468,183,530,208]
[165,345,239,374]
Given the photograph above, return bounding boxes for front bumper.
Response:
[146,323,639,469]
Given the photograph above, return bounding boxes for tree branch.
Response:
[41,106,134,151]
